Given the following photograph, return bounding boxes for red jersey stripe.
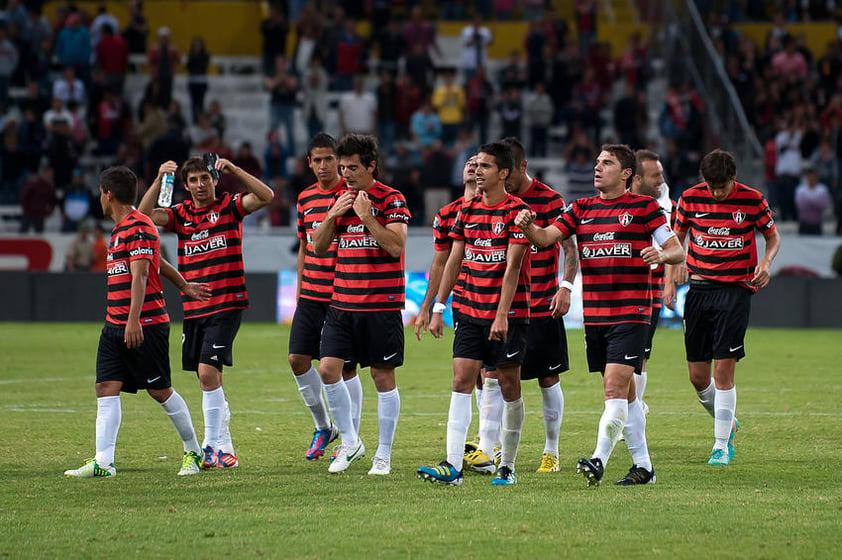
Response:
[297,180,345,302]
[433,197,468,314]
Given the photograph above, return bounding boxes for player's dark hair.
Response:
[601,143,636,188]
[699,149,737,186]
[180,156,209,184]
[337,133,379,170]
[500,136,526,167]
[478,141,514,179]
[307,132,337,158]
[99,166,137,205]
[634,149,660,175]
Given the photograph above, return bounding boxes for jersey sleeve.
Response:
[644,198,669,234]
[228,192,247,222]
[755,194,776,233]
[432,207,452,251]
[383,191,411,225]
[673,195,690,233]
[551,201,578,239]
[296,200,306,240]
[450,205,466,241]
[126,225,158,264]
[509,201,531,245]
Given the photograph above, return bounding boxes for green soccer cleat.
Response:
[728,417,739,460]
[491,466,517,485]
[178,450,202,476]
[64,458,116,479]
[708,448,730,466]
[417,461,464,486]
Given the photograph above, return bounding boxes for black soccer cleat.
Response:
[614,464,656,486]
[576,457,604,487]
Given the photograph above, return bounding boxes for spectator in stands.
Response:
[526,81,554,158]
[43,97,73,135]
[137,97,167,153]
[53,66,86,108]
[55,13,91,84]
[65,223,94,271]
[419,139,453,227]
[403,5,441,60]
[0,129,23,202]
[810,138,838,196]
[495,0,515,20]
[18,106,45,173]
[432,70,465,147]
[189,113,219,153]
[614,82,646,150]
[395,74,423,143]
[286,155,314,198]
[186,35,211,124]
[376,19,405,75]
[460,14,492,83]
[122,0,149,64]
[574,0,597,57]
[334,19,368,92]
[291,20,320,76]
[66,99,89,152]
[618,32,649,91]
[261,2,289,76]
[264,130,289,180]
[338,75,376,136]
[265,54,298,154]
[147,26,180,108]
[564,129,596,201]
[268,175,294,227]
[233,141,263,181]
[404,41,435,98]
[410,99,442,148]
[525,21,547,87]
[0,23,18,108]
[94,87,122,156]
[377,69,398,157]
[795,166,831,235]
[60,168,93,232]
[91,224,108,271]
[450,126,478,198]
[773,116,803,221]
[90,4,119,56]
[465,65,494,144]
[772,34,808,82]
[18,165,56,231]
[658,80,704,150]
[96,24,128,95]
[498,86,524,140]
[300,53,329,140]
[498,50,527,93]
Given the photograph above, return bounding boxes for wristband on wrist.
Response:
[432,302,447,314]
[560,280,574,292]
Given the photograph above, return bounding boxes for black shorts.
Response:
[288,297,330,357]
[521,315,569,379]
[584,323,648,374]
[96,323,172,394]
[452,316,528,367]
[320,307,404,369]
[684,280,752,362]
[644,305,662,360]
[182,309,242,372]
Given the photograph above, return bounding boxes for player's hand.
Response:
[550,288,571,318]
[182,282,212,301]
[430,312,444,339]
[641,246,663,265]
[352,190,373,220]
[489,316,508,342]
[414,306,430,341]
[514,209,535,230]
[751,261,772,288]
[124,320,144,349]
[215,157,236,174]
[672,262,688,285]
[157,160,177,180]
[663,282,677,311]
[327,191,356,220]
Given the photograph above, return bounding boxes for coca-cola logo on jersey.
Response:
[191,229,209,241]
[474,238,493,247]
[346,224,365,233]
[708,226,731,236]
[592,231,616,241]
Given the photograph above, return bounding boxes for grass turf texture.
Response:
[1,323,840,559]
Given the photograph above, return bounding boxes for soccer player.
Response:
[417,141,531,486]
[516,144,684,487]
[629,149,673,414]
[312,133,411,476]
[290,133,362,460]
[138,155,274,470]
[499,136,579,474]
[668,148,780,466]
[65,166,204,479]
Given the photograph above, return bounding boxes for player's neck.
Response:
[356,178,377,191]
[510,174,533,196]
[110,204,134,225]
[598,184,626,200]
[482,186,506,206]
[318,175,341,191]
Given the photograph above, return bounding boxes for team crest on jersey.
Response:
[619,212,633,227]
[492,221,505,235]
[732,209,745,224]
[208,211,220,223]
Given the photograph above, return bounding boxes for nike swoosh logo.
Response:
[212,344,226,349]
[549,363,562,371]
[304,208,314,214]
[624,355,639,360]
[183,221,193,226]
[644,347,651,353]
[383,352,398,361]
[464,223,479,228]
[695,212,710,218]
[506,351,520,358]
[147,376,161,384]
[729,345,743,352]
[581,218,595,224]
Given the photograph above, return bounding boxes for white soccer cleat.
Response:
[328,440,365,473]
[367,456,391,476]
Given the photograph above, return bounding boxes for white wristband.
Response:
[560,280,574,292]
[432,302,447,314]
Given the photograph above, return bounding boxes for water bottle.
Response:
[158,172,175,208]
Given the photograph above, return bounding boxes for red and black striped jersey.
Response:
[297,180,345,302]
[331,182,412,311]
[674,182,776,291]
[553,191,668,325]
[164,192,249,319]
[450,194,531,324]
[650,197,673,309]
[517,178,565,317]
[106,210,169,326]
[433,196,467,314]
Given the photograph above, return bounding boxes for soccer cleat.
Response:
[178,450,202,476]
[216,450,239,468]
[728,417,739,459]
[641,400,650,417]
[614,464,656,485]
[368,456,391,476]
[306,424,339,460]
[708,448,730,466]
[536,453,560,473]
[64,458,116,479]
[576,457,604,487]
[463,449,496,474]
[417,461,464,486]
[493,446,502,466]
[329,448,338,462]
[464,440,479,454]
[491,465,517,485]
[201,446,218,470]
[328,440,365,473]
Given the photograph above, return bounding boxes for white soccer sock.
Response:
[323,379,358,447]
[478,377,503,455]
[541,382,564,456]
[345,374,363,433]
[593,398,628,466]
[474,387,483,414]
[697,378,716,417]
[94,396,121,466]
[375,388,400,459]
[713,387,736,451]
[202,387,225,449]
[622,399,652,471]
[294,366,331,431]
[636,371,648,402]
[446,392,472,470]
[161,390,201,454]
[218,401,234,454]
[499,397,525,470]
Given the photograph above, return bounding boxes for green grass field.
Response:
[2,323,841,559]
